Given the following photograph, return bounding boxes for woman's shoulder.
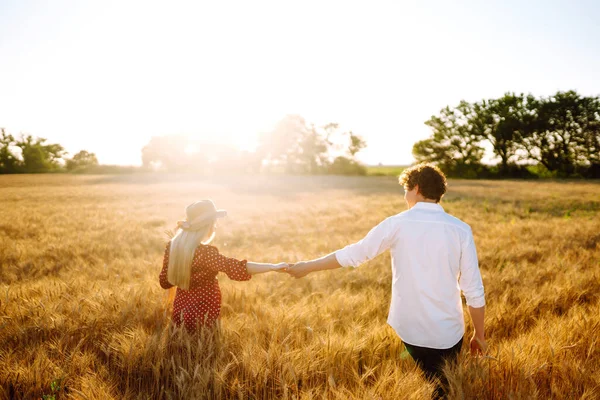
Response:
[195,244,221,257]
[192,245,224,270]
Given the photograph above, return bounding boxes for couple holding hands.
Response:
[159,164,486,399]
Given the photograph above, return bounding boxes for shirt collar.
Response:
[411,202,445,212]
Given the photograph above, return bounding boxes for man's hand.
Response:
[470,334,487,356]
[286,261,314,278]
[271,262,290,273]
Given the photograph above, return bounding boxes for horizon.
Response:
[1,0,600,166]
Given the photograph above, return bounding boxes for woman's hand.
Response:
[247,262,289,275]
[271,262,290,273]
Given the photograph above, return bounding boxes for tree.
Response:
[518,91,600,177]
[328,156,367,175]
[258,115,331,174]
[413,91,600,179]
[292,124,329,174]
[348,131,366,157]
[141,134,207,172]
[141,135,261,174]
[0,128,20,174]
[472,93,531,175]
[572,95,600,177]
[139,116,368,175]
[15,135,65,173]
[257,115,309,167]
[325,129,368,175]
[415,101,485,176]
[66,150,99,172]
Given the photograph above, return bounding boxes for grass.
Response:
[366,165,407,177]
[1,174,599,399]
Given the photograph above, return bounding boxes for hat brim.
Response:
[182,210,228,231]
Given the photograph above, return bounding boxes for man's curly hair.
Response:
[398,163,447,202]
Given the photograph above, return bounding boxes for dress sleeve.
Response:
[204,246,252,281]
[159,243,174,289]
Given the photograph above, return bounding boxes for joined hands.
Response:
[285,261,314,278]
[269,261,315,278]
[279,254,339,278]
[271,262,291,273]
[267,261,314,278]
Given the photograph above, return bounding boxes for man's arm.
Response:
[459,232,487,355]
[287,253,341,278]
[468,305,486,355]
[288,218,394,278]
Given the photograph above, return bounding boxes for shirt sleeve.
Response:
[458,232,486,307]
[204,246,252,281]
[334,217,395,268]
[159,242,174,289]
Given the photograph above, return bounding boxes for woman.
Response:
[159,200,288,333]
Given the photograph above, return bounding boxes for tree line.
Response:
[3,92,599,178]
[414,90,600,178]
[141,114,367,175]
[0,128,99,173]
[0,115,367,175]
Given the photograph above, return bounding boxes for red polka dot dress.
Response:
[159,243,252,332]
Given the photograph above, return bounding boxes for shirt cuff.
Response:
[335,249,355,268]
[466,294,486,308]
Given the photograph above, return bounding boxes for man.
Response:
[288,163,486,399]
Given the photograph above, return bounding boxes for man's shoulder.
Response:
[385,209,471,231]
[386,210,411,223]
[441,211,472,234]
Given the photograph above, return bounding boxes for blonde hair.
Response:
[167,221,215,290]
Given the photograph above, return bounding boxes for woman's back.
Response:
[159,242,252,332]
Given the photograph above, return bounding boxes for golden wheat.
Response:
[1,174,599,399]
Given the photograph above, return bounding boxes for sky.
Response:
[1,0,600,166]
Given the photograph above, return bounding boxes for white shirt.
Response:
[335,202,485,349]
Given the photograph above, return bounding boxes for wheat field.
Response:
[1,174,599,399]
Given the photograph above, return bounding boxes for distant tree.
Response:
[327,129,367,175]
[0,128,20,174]
[518,91,600,177]
[65,150,99,172]
[141,135,261,174]
[348,131,367,157]
[569,94,600,177]
[295,124,330,174]
[140,116,368,175]
[328,156,367,175]
[258,115,331,174]
[142,135,181,171]
[472,93,532,175]
[415,101,485,176]
[141,134,207,172]
[15,135,65,173]
[257,115,308,166]
[316,123,365,159]
[413,90,600,179]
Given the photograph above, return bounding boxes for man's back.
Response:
[386,202,484,348]
[335,202,484,348]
